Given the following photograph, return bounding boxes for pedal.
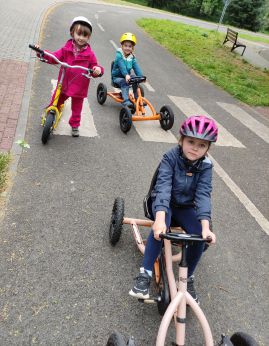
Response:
[138,296,161,304]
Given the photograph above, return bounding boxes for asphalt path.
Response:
[0,2,268,345]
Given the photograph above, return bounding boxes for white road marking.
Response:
[94,14,99,19]
[133,106,177,143]
[134,121,177,143]
[110,40,118,50]
[144,81,155,92]
[97,23,105,32]
[217,102,269,144]
[168,96,245,148]
[50,80,98,138]
[210,154,269,236]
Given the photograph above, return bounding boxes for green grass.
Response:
[0,153,10,192]
[137,18,269,106]
[239,33,269,45]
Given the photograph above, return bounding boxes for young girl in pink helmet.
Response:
[35,16,104,137]
[129,115,218,303]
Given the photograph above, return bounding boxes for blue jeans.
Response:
[113,76,138,104]
[142,204,205,277]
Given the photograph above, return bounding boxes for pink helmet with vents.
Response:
[180,115,218,142]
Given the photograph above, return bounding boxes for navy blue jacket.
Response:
[152,146,213,221]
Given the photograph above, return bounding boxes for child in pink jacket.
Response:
[36,16,104,137]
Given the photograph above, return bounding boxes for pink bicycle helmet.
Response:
[180,115,218,142]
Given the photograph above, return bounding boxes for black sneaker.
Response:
[187,275,200,304]
[129,270,151,299]
[72,127,79,137]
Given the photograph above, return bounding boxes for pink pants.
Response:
[50,92,84,128]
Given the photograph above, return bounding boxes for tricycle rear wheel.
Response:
[109,197,124,245]
[159,105,174,131]
[230,332,258,346]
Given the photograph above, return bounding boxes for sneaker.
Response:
[129,269,151,299]
[187,275,200,304]
[72,127,79,137]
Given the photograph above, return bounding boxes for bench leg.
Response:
[241,46,246,56]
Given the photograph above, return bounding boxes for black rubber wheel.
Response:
[159,105,174,131]
[106,331,126,346]
[97,83,107,105]
[109,197,124,245]
[42,111,55,144]
[230,332,258,346]
[157,251,170,316]
[138,85,144,97]
[119,107,132,133]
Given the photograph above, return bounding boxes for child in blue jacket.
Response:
[129,115,219,303]
[111,32,143,107]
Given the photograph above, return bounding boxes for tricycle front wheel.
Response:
[106,331,126,346]
[41,111,55,144]
[97,83,107,105]
[119,107,132,133]
[230,332,258,346]
[109,197,124,245]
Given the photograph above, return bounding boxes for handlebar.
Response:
[159,232,212,244]
[128,76,146,85]
[29,44,94,74]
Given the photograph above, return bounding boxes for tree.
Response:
[226,0,266,32]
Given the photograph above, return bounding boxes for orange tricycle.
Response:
[96,70,174,134]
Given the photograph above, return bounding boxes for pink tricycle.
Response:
[106,197,258,346]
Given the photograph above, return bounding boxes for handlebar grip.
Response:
[29,44,44,54]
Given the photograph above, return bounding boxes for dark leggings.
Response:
[142,205,205,277]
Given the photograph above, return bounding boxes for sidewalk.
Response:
[0,0,268,155]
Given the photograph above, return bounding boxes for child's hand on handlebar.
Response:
[92,66,102,76]
[202,228,216,244]
[125,74,131,83]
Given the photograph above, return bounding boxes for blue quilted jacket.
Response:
[152,146,213,221]
[111,48,142,80]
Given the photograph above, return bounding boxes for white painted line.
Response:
[217,102,269,144]
[133,106,177,143]
[97,23,105,32]
[50,80,98,138]
[144,81,155,92]
[110,40,118,50]
[209,154,269,236]
[168,96,245,148]
[94,14,99,19]
[134,121,178,143]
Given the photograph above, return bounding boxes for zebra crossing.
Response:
[50,86,269,235]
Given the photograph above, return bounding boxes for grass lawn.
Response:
[137,19,269,106]
[239,32,269,45]
[0,153,10,192]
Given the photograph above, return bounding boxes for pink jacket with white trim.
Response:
[45,39,104,98]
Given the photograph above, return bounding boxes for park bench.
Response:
[223,28,246,56]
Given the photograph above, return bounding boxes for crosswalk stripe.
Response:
[168,96,245,148]
[110,40,118,50]
[210,154,269,236]
[217,102,269,144]
[134,121,178,143]
[50,80,98,138]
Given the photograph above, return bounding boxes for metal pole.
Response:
[217,0,232,32]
